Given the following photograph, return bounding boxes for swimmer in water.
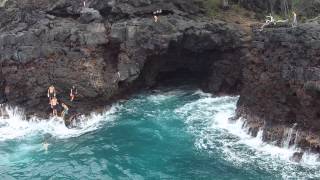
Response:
[42,141,50,152]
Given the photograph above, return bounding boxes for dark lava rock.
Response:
[0,0,246,118]
[2,0,320,153]
[237,20,320,151]
[79,8,102,24]
[290,152,304,163]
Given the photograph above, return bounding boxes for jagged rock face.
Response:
[0,0,245,116]
[238,21,320,151]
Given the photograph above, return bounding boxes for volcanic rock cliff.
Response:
[0,0,245,117]
[0,0,320,153]
[238,20,320,152]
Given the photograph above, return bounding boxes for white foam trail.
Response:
[0,104,120,140]
[174,91,320,178]
[281,123,297,148]
[146,90,184,104]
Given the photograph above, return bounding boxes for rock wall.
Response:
[2,0,320,153]
[0,0,245,117]
[238,20,320,152]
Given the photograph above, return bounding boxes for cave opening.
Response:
[136,46,227,92]
[116,40,242,96]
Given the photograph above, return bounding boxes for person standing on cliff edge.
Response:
[50,97,59,117]
[70,85,78,102]
[292,12,298,27]
[47,85,56,103]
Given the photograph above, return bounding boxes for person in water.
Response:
[47,85,56,103]
[42,141,50,152]
[70,85,78,102]
[50,97,59,116]
[61,102,69,119]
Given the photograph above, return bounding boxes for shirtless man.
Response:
[70,85,78,101]
[154,15,158,22]
[50,97,59,116]
[47,85,56,103]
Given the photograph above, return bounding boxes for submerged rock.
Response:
[290,152,304,163]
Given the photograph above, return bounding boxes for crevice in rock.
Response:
[0,67,7,104]
[47,9,80,19]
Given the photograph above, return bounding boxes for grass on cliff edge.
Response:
[203,0,223,17]
[203,0,255,19]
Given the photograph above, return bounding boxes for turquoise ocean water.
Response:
[0,87,320,179]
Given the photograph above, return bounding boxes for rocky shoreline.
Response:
[1,0,320,157]
[237,21,320,155]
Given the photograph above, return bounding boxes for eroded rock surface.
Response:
[0,0,245,117]
[1,0,320,154]
[238,20,320,152]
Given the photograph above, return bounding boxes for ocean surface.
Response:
[1,87,320,179]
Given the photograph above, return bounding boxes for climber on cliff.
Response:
[70,85,78,102]
[50,97,59,117]
[61,102,69,119]
[154,14,158,22]
[47,85,56,103]
[153,9,162,23]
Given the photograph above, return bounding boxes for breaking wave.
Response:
[1,88,320,179]
[174,91,320,179]
[0,104,120,140]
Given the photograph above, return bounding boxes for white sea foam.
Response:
[0,104,120,140]
[174,91,320,179]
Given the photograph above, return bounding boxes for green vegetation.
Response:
[203,0,222,17]
[292,0,301,9]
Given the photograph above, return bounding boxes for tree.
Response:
[221,0,229,9]
[280,0,290,17]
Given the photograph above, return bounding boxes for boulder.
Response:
[290,152,304,163]
[79,8,102,24]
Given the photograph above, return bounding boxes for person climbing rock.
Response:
[153,9,162,23]
[70,85,78,101]
[154,14,158,22]
[50,97,59,116]
[47,85,56,103]
[61,102,69,119]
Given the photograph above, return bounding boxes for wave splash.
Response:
[0,104,120,140]
[174,91,320,179]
